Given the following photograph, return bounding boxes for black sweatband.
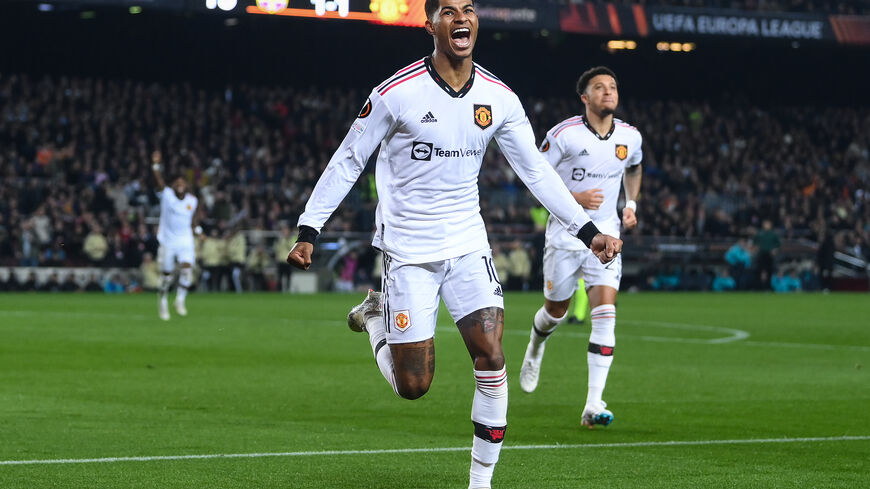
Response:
[588,343,614,356]
[533,325,555,338]
[576,221,601,248]
[473,421,507,443]
[297,225,319,244]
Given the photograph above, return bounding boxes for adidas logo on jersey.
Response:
[579,149,590,156]
[493,286,503,297]
[421,111,438,123]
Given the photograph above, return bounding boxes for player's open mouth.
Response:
[451,27,471,49]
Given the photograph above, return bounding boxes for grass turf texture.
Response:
[1,292,868,488]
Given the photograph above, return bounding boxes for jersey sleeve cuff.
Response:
[576,221,601,248]
[297,225,319,245]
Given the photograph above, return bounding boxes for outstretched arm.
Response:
[495,104,622,263]
[151,150,166,189]
[288,93,395,270]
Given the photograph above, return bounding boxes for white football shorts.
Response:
[157,241,196,273]
[542,247,622,301]
[381,248,505,344]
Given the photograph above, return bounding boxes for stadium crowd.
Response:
[0,73,867,292]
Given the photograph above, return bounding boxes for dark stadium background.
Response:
[3,4,869,102]
[0,0,868,293]
[1,3,870,489]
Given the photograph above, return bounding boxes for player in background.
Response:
[151,151,200,321]
[286,2,622,487]
[518,67,642,429]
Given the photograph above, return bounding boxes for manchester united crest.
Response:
[474,104,492,129]
[394,310,410,332]
[615,144,628,161]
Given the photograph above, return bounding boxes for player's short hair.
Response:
[576,66,618,96]
[425,0,474,20]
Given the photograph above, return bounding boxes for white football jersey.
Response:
[541,115,642,251]
[157,187,197,245]
[299,57,593,264]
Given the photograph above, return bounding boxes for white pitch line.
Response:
[440,318,751,345]
[2,435,868,466]
[6,310,869,352]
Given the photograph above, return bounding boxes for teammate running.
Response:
[518,66,643,429]
[286,3,623,488]
[151,151,199,321]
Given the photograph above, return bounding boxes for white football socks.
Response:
[529,306,565,353]
[365,315,399,396]
[159,272,173,300]
[176,268,192,302]
[469,367,507,489]
[587,304,616,406]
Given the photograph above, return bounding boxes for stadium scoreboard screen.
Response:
[243,0,426,26]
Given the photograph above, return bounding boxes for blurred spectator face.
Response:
[172,176,188,197]
[581,74,618,116]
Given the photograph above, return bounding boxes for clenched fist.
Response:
[589,234,623,264]
[286,242,314,270]
[622,207,637,230]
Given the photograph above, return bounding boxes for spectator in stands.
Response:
[140,252,161,291]
[21,271,38,291]
[83,274,103,292]
[274,224,296,292]
[816,225,835,290]
[712,268,736,292]
[799,263,821,291]
[60,273,80,292]
[507,241,531,291]
[492,246,511,289]
[83,224,109,266]
[40,272,62,292]
[724,238,753,289]
[104,273,125,294]
[335,250,358,292]
[753,220,781,289]
[226,227,247,293]
[200,229,227,291]
[771,268,802,293]
[2,269,22,291]
[0,74,867,290]
[246,244,270,291]
[42,237,67,266]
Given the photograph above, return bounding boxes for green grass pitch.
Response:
[1,292,868,488]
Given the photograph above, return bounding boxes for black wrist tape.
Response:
[297,225,319,245]
[576,221,601,248]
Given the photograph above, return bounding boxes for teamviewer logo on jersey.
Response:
[572,168,586,181]
[411,141,433,161]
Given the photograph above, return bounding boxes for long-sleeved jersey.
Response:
[298,57,595,263]
[540,115,643,251]
[157,187,197,246]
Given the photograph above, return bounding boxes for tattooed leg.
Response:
[457,307,505,371]
[390,339,435,400]
[458,307,508,488]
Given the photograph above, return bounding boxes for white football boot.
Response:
[174,299,187,317]
[158,297,170,321]
[519,337,546,393]
[347,289,382,332]
[581,401,614,429]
